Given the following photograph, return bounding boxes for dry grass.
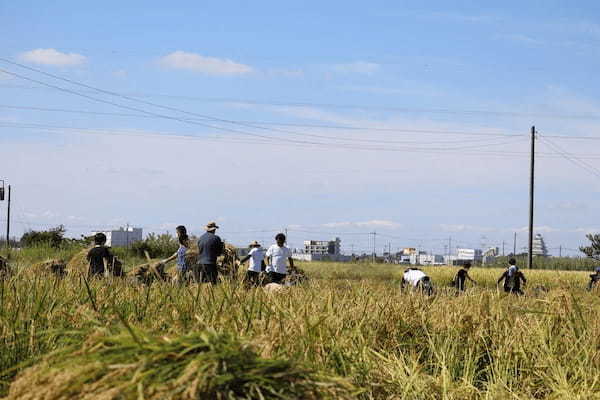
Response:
[1,261,600,399]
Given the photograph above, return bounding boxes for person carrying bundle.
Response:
[587,267,600,291]
[86,233,113,278]
[238,240,266,287]
[401,267,434,295]
[454,262,477,292]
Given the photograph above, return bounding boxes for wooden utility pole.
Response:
[513,232,517,255]
[528,126,536,269]
[5,185,10,259]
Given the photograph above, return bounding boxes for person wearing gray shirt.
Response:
[196,221,223,284]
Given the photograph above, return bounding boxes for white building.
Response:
[532,233,548,257]
[304,238,341,256]
[412,254,445,265]
[92,227,143,247]
[446,248,483,265]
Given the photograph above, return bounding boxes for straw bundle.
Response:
[29,259,67,277]
[128,260,168,284]
[4,328,354,399]
[65,248,91,276]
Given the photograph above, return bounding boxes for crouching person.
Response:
[402,267,434,295]
[588,267,600,291]
[239,240,266,287]
[87,233,113,278]
[266,233,294,284]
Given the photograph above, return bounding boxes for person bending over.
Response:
[87,233,113,278]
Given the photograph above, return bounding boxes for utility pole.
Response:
[502,241,505,256]
[528,126,536,269]
[513,232,517,256]
[371,231,377,263]
[5,185,10,258]
[559,245,562,257]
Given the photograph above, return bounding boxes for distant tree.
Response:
[130,233,179,259]
[20,225,66,248]
[579,234,600,261]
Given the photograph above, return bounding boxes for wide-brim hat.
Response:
[249,240,261,247]
[205,221,219,231]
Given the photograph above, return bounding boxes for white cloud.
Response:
[158,51,253,76]
[113,69,128,78]
[332,61,380,75]
[439,224,498,233]
[514,225,560,233]
[495,34,544,46]
[266,68,304,78]
[322,220,402,229]
[18,48,87,66]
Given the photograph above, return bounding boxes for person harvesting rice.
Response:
[587,267,600,290]
[266,233,294,284]
[195,221,223,284]
[238,240,266,287]
[454,262,477,292]
[162,225,190,284]
[86,232,113,278]
[401,267,434,295]
[497,258,527,295]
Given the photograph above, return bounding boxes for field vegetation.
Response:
[1,245,600,399]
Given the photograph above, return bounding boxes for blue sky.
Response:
[1,1,600,255]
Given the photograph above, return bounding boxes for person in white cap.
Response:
[195,221,223,284]
[239,240,266,287]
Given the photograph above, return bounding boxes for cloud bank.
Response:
[158,51,253,76]
[18,48,87,66]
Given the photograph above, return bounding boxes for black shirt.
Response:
[455,269,468,291]
[87,246,112,276]
[197,232,224,265]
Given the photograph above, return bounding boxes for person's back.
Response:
[511,271,526,294]
[87,246,111,276]
[403,268,427,287]
[197,231,223,265]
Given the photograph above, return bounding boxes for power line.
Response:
[0,104,528,142]
[539,136,600,180]
[2,80,600,120]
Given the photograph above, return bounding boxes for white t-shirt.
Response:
[266,244,292,274]
[247,247,266,273]
[403,269,427,287]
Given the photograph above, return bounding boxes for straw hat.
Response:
[205,221,219,231]
[249,240,261,247]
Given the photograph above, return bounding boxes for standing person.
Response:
[239,240,266,287]
[401,267,434,295]
[454,262,477,292]
[87,233,113,278]
[162,226,190,284]
[195,221,223,284]
[265,233,294,284]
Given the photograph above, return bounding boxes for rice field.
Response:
[1,255,600,399]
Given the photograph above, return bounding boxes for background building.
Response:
[304,238,341,256]
[532,233,549,257]
[91,227,142,247]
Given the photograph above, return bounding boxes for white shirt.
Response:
[403,269,427,287]
[266,244,292,274]
[247,247,265,273]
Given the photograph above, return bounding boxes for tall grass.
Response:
[1,260,600,398]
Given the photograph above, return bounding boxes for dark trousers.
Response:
[244,270,261,287]
[194,264,218,284]
[268,271,286,284]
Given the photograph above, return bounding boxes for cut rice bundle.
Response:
[29,259,67,277]
[4,328,355,399]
